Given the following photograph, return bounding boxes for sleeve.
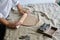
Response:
[0,13,4,18]
[12,0,19,6]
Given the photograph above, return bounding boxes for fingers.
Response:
[21,9,31,14]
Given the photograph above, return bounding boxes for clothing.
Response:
[0,0,19,18]
[0,23,6,40]
[0,0,19,40]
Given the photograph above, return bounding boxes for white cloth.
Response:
[0,0,19,18]
[20,0,56,5]
[0,13,4,18]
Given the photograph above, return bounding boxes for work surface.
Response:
[19,0,55,5]
[4,3,60,40]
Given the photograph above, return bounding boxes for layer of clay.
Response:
[22,14,39,26]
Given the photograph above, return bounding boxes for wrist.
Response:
[6,22,10,26]
[0,18,10,26]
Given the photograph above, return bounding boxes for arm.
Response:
[0,18,18,29]
[0,18,9,26]
[0,12,20,29]
[12,0,29,14]
[16,3,29,14]
[0,13,9,25]
[16,3,22,12]
[16,3,28,25]
[16,3,25,14]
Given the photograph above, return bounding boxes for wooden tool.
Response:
[18,13,28,24]
[37,24,57,38]
[16,13,28,28]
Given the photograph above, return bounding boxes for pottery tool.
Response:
[16,13,28,28]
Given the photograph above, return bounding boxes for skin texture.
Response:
[0,3,29,29]
[17,3,29,14]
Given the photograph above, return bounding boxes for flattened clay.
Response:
[22,14,39,26]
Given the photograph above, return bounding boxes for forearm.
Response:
[0,18,9,26]
[16,3,25,14]
[17,3,22,10]
[17,3,22,12]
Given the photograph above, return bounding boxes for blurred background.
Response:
[19,0,60,6]
[19,0,56,5]
[56,0,60,5]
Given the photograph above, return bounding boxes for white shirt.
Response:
[0,0,19,18]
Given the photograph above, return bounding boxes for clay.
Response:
[22,14,39,26]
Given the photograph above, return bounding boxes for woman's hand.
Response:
[17,3,30,14]
[6,21,19,29]
[19,9,30,14]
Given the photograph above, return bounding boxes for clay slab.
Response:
[22,14,39,26]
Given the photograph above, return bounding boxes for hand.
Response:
[16,13,27,25]
[16,21,23,26]
[23,9,30,14]
[19,9,30,14]
[7,21,18,29]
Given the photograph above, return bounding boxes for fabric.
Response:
[0,0,19,18]
[19,0,56,5]
[0,23,6,40]
[0,13,4,18]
